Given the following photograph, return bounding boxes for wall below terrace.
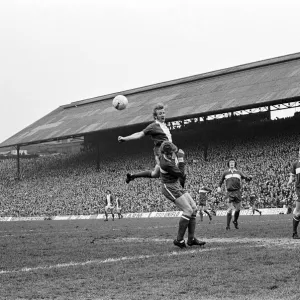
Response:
[0,208,288,222]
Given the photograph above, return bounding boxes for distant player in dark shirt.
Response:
[118,103,185,186]
[159,141,205,249]
[249,192,262,216]
[217,159,252,230]
[116,196,123,219]
[287,148,300,239]
[198,186,213,222]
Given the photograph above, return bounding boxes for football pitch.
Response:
[0,215,299,300]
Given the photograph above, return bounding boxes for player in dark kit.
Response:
[159,141,205,248]
[198,186,213,222]
[117,103,186,185]
[287,148,300,239]
[249,192,262,216]
[116,196,123,219]
[217,159,252,230]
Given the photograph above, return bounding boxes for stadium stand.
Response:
[0,116,298,217]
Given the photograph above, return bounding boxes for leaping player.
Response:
[118,103,185,187]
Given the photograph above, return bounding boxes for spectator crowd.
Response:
[0,116,298,217]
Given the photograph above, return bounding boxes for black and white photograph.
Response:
[1,1,300,299]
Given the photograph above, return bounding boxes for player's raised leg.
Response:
[126,164,160,183]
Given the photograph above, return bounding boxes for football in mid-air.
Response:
[112,95,128,110]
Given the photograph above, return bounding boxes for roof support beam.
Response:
[16,145,20,181]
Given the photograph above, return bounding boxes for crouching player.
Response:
[159,141,205,248]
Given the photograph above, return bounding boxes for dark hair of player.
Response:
[227,159,237,167]
[160,141,178,156]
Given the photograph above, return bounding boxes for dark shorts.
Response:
[199,200,207,207]
[296,189,300,202]
[162,181,186,202]
[226,190,242,203]
[198,204,208,210]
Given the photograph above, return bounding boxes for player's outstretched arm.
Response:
[245,175,253,182]
[174,149,186,188]
[241,172,252,182]
[176,149,185,172]
[118,131,145,142]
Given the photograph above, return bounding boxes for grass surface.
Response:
[0,215,300,300]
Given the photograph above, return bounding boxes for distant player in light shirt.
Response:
[118,103,185,187]
[104,190,115,221]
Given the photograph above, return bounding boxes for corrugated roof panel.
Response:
[83,123,101,132]
[288,66,300,77]
[194,102,218,114]
[44,130,60,139]
[172,106,195,117]
[147,93,180,105]
[59,128,72,136]
[220,99,237,109]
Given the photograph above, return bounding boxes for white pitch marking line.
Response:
[0,244,256,275]
[1,235,298,275]
[0,229,89,238]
